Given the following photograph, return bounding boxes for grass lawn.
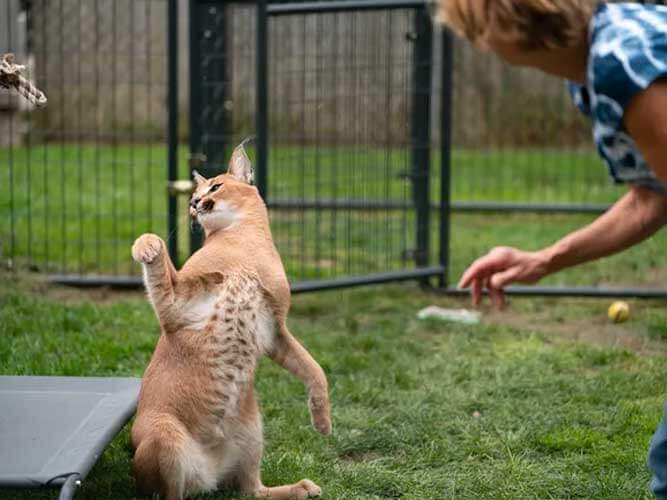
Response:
[3,143,667,498]
[2,274,667,499]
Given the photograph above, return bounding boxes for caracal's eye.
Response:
[209,183,223,193]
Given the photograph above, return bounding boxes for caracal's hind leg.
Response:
[268,323,331,435]
[236,439,321,500]
[132,417,188,500]
[235,389,322,499]
[236,431,321,500]
[253,480,322,500]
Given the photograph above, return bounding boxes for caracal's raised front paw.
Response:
[293,479,321,499]
[131,233,164,264]
[309,394,332,435]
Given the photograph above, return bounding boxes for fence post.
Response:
[439,28,453,288]
[167,0,179,264]
[411,6,432,275]
[188,0,202,253]
[188,1,232,253]
[256,0,268,200]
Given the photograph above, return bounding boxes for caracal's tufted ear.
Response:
[192,169,207,185]
[227,139,254,185]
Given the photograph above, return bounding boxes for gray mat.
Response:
[0,376,141,489]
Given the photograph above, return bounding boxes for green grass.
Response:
[2,276,667,499]
[3,143,667,498]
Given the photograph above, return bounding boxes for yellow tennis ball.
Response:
[608,301,630,323]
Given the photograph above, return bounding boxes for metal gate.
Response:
[188,0,450,292]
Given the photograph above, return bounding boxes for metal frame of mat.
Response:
[0,376,141,500]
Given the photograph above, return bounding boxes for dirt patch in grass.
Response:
[484,307,667,355]
[44,283,146,304]
[339,449,384,463]
[414,291,667,354]
[614,267,667,289]
[2,271,145,304]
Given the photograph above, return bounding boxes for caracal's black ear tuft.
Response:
[227,139,254,185]
[192,169,207,185]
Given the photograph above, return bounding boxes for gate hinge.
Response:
[188,153,208,168]
[167,180,195,195]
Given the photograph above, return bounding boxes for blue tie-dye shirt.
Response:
[568,2,667,194]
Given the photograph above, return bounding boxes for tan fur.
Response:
[131,143,331,500]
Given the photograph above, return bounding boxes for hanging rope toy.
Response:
[0,53,47,107]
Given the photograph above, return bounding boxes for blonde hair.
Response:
[435,0,596,50]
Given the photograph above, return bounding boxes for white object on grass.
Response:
[417,306,481,325]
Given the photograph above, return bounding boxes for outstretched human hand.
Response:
[458,246,551,308]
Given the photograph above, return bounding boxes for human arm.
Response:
[458,185,667,307]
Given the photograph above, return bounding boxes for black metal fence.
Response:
[1,0,173,277]
[2,0,667,297]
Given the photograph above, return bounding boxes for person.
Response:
[435,0,667,496]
